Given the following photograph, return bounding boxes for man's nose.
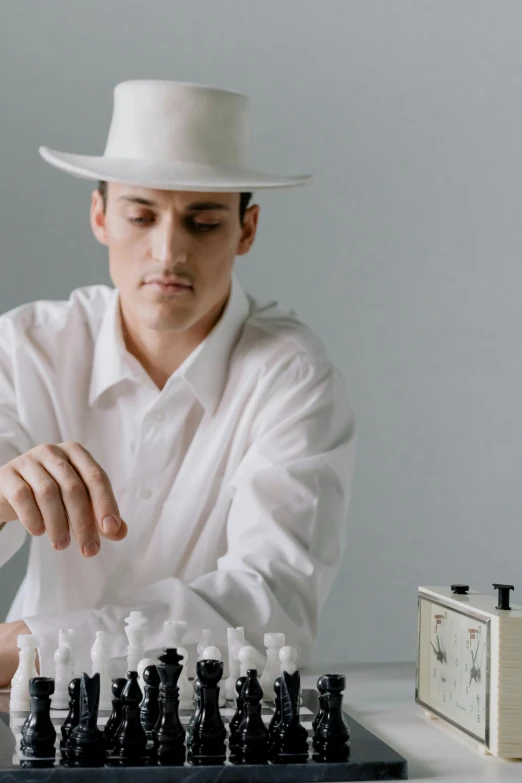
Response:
[152,221,188,263]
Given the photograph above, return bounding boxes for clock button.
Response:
[451,584,469,595]
[492,583,514,610]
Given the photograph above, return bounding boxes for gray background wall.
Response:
[1,0,521,665]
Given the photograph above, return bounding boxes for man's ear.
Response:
[237,204,260,256]
[90,189,109,246]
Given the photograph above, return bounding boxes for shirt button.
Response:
[154,411,164,421]
[139,488,152,499]
[118,561,133,575]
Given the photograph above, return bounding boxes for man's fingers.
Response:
[58,443,123,541]
[0,469,46,536]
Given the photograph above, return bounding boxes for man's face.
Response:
[90,183,259,334]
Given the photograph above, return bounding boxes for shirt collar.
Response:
[89,273,251,416]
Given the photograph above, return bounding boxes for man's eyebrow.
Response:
[118,196,231,212]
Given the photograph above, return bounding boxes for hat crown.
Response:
[104,80,252,168]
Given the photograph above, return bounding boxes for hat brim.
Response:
[38,147,314,191]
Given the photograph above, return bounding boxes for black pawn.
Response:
[60,677,81,760]
[102,678,127,752]
[110,671,148,765]
[313,674,350,762]
[227,673,247,756]
[140,665,160,738]
[312,674,328,750]
[67,672,105,767]
[234,669,268,764]
[186,677,202,753]
[274,670,308,763]
[20,677,57,759]
[152,648,185,765]
[190,659,226,764]
[268,675,282,758]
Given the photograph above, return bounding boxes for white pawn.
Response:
[59,628,77,678]
[260,632,285,697]
[124,611,148,673]
[52,643,73,710]
[10,634,39,712]
[279,645,297,674]
[91,631,112,710]
[163,621,192,709]
[238,645,258,677]
[201,645,226,707]
[137,657,156,702]
[197,629,213,660]
[225,626,244,702]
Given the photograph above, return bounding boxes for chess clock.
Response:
[416,584,522,758]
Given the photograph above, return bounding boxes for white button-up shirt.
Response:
[0,274,356,677]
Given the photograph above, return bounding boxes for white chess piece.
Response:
[124,611,148,673]
[10,634,39,712]
[137,657,156,701]
[197,629,213,660]
[163,621,192,708]
[260,632,285,698]
[59,628,77,678]
[225,626,244,702]
[238,646,258,677]
[52,643,73,710]
[201,645,226,707]
[279,645,297,674]
[90,631,112,710]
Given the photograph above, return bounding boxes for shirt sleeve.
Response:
[0,320,32,569]
[24,354,357,677]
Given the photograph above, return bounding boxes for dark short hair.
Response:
[97,181,253,225]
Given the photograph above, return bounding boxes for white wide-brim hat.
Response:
[39,80,314,192]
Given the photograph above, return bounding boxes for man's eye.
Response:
[192,222,220,232]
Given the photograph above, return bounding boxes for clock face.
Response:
[417,596,490,743]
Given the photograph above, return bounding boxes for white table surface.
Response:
[301,661,522,782]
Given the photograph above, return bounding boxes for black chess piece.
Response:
[273,669,309,763]
[67,672,106,767]
[102,678,126,752]
[190,659,226,765]
[313,674,351,762]
[186,676,202,755]
[20,677,57,759]
[233,668,269,764]
[312,674,328,750]
[268,675,282,759]
[152,648,185,765]
[140,664,161,738]
[109,671,148,766]
[60,677,81,761]
[227,673,247,757]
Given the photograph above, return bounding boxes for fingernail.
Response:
[102,515,120,533]
[82,540,100,557]
[55,535,70,551]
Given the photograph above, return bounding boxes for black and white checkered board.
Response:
[2,689,408,781]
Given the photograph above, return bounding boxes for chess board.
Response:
[0,689,408,781]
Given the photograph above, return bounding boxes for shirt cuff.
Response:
[0,522,26,569]
[23,608,99,679]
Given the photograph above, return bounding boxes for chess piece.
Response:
[60,677,81,760]
[260,632,285,698]
[20,677,56,759]
[140,664,161,738]
[312,674,328,749]
[274,669,308,763]
[52,642,73,710]
[186,677,202,754]
[10,634,39,712]
[90,631,112,710]
[153,648,185,764]
[228,646,256,755]
[124,610,148,673]
[110,671,148,765]
[102,678,126,752]
[197,628,213,659]
[225,626,244,701]
[163,620,192,708]
[313,674,351,761]
[59,628,78,678]
[268,676,282,758]
[234,667,269,764]
[137,657,156,701]
[190,659,226,764]
[67,672,106,766]
[201,645,226,708]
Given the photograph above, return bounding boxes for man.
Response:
[0,80,356,684]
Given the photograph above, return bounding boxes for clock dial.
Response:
[418,598,489,742]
